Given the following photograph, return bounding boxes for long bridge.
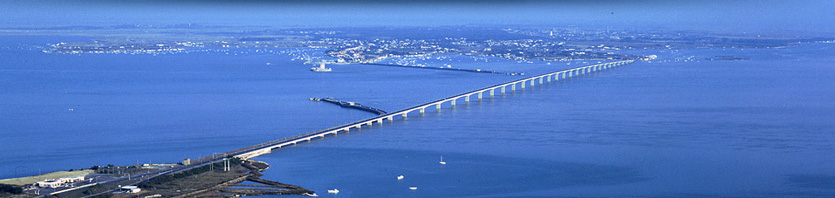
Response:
[224,59,635,160]
[76,59,635,197]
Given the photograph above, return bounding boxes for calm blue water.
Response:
[1,35,833,197]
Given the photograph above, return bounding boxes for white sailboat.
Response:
[439,156,446,165]
[397,175,404,180]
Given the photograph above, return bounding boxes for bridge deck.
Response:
[180,60,635,164]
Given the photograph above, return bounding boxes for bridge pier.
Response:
[521,81,526,89]
[402,113,408,118]
[478,92,483,100]
[436,103,441,110]
[490,89,494,96]
[512,84,516,91]
[387,116,394,122]
[451,99,456,106]
[501,86,506,94]
[547,75,552,82]
[539,77,543,84]
[420,108,425,114]
[465,95,470,102]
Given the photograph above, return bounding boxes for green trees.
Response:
[0,184,23,194]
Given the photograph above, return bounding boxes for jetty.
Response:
[361,63,524,75]
[310,97,387,115]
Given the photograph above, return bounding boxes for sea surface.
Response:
[1,35,833,197]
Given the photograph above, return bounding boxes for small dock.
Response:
[361,63,524,75]
[311,97,387,115]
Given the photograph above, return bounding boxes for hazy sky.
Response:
[2,0,833,34]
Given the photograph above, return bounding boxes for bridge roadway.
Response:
[71,59,634,197]
[216,59,636,160]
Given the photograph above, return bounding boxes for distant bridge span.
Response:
[195,60,635,161]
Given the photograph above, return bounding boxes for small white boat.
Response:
[327,189,339,194]
[409,187,418,190]
[439,156,446,165]
[311,63,332,72]
[305,193,318,197]
[397,175,404,180]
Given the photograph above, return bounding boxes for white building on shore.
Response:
[35,175,85,188]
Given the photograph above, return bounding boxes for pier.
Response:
[310,97,387,115]
[361,63,524,75]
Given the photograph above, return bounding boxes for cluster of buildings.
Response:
[34,175,85,188]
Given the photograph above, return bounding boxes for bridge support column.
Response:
[387,116,394,122]
[490,89,494,96]
[402,113,408,118]
[501,86,506,94]
[465,95,470,102]
[420,108,425,114]
[377,119,383,124]
[521,81,526,89]
[547,75,551,82]
[539,77,543,85]
[451,100,456,106]
[436,103,441,110]
[512,84,516,91]
[478,92,482,100]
